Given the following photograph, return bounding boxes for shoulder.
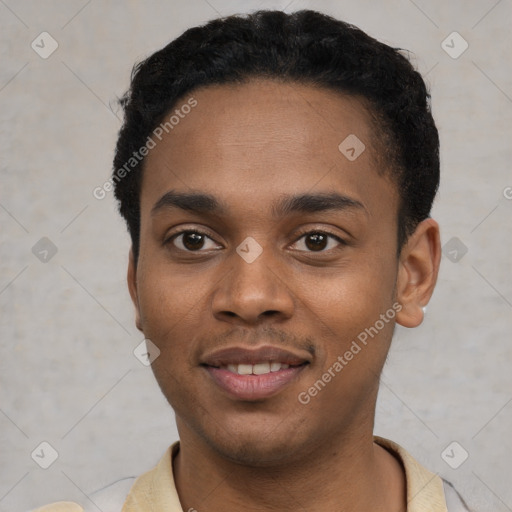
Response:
[87,477,137,511]
[28,477,137,512]
[29,503,84,512]
[374,436,472,512]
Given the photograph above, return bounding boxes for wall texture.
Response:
[1,1,511,511]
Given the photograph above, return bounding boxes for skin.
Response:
[127,78,441,511]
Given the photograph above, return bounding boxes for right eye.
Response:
[167,230,222,252]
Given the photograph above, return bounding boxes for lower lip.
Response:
[204,365,306,401]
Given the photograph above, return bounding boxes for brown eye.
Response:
[182,232,205,250]
[305,233,328,251]
[171,230,220,252]
[291,231,345,252]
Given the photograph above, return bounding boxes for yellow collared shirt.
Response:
[32,437,470,512]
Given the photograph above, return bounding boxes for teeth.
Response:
[253,362,270,375]
[237,364,253,375]
[223,361,292,375]
[270,361,282,372]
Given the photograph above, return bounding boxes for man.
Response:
[35,9,471,512]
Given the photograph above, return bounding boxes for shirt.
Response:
[31,437,470,512]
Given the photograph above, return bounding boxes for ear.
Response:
[127,248,143,332]
[395,218,441,328]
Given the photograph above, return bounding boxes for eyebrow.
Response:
[151,190,367,218]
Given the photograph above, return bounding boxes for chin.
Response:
[196,418,315,468]
[207,436,299,467]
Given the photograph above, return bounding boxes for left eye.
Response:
[291,232,345,252]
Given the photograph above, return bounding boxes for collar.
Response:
[122,437,448,512]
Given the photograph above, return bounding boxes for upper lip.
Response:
[201,345,311,367]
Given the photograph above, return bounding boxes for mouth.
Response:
[201,346,311,401]
[215,361,296,375]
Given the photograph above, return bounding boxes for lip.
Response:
[201,345,311,401]
[201,345,311,367]
[204,365,308,401]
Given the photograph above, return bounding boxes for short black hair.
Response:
[113,9,439,263]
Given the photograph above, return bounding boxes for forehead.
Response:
[141,79,395,216]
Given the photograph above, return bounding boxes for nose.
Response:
[211,244,295,326]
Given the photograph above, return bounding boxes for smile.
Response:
[220,361,291,375]
[201,345,311,401]
[204,364,308,401]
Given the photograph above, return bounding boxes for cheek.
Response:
[301,255,397,338]
[293,249,398,399]
[137,245,205,319]
[135,257,207,361]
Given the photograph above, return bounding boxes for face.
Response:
[128,79,439,466]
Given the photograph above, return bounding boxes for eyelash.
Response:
[166,229,347,253]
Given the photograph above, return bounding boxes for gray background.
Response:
[1,0,511,511]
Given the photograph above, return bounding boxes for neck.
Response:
[173,426,406,512]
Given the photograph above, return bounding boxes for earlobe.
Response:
[395,218,441,328]
[127,248,143,332]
